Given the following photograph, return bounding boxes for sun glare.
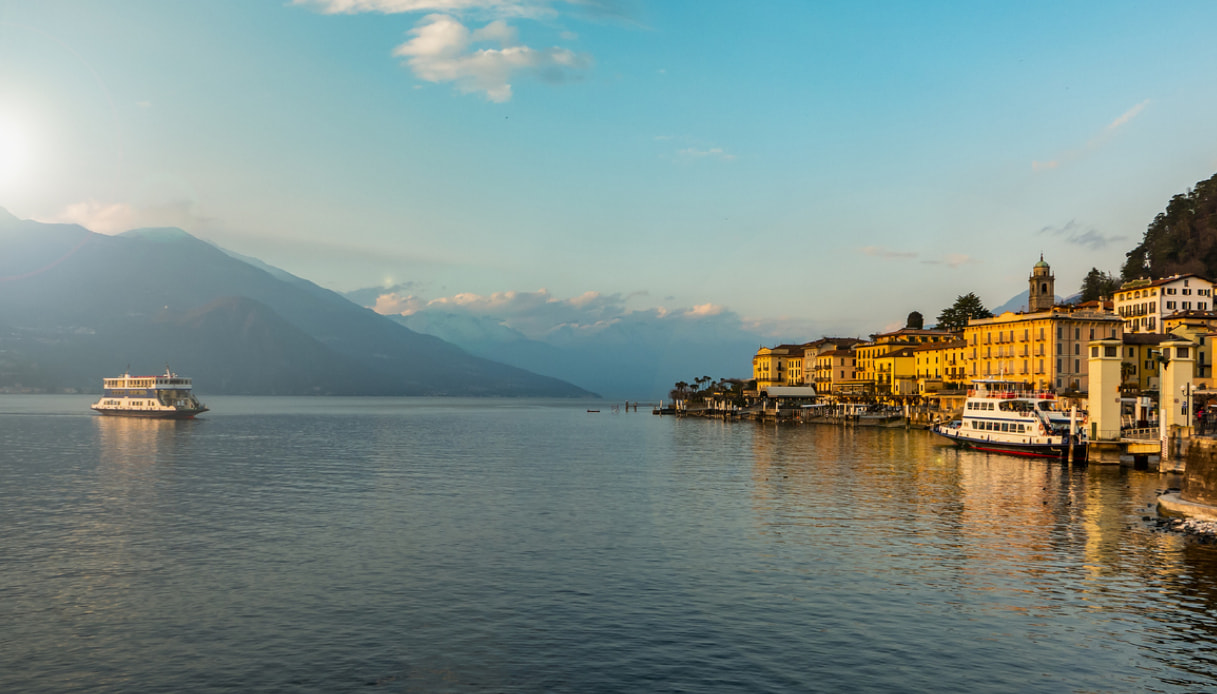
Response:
[0,117,32,186]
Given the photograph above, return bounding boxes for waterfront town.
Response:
[675,256,1217,432]
[662,255,1217,521]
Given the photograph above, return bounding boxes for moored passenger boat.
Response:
[90,368,208,419]
[931,379,1084,459]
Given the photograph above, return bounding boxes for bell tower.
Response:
[1029,254,1055,312]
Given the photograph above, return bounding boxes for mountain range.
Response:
[0,209,592,397]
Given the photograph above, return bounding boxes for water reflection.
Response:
[742,424,1217,690]
[93,415,198,467]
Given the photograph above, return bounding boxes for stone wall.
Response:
[1183,438,1217,506]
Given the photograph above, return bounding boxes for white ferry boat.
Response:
[931,379,1085,459]
[90,368,208,419]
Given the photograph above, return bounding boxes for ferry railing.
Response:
[966,389,1056,400]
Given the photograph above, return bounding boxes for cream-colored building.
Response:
[1114,274,1214,334]
[813,348,858,394]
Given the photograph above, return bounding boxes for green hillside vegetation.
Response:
[1122,172,1217,281]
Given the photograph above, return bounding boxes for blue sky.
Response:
[2,0,1217,340]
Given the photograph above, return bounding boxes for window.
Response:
[1057,326,1063,339]
[1090,328,1095,339]
[1075,359,1080,372]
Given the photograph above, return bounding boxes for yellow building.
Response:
[854,328,956,392]
[874,346,919,396]
[1164,310,1217,386]
[1120,333,1168,393]
[814,348,858,394]
[963,308,1123,393]
[753,338,863,391]
[752,343,810,389]
[913,339,968,393]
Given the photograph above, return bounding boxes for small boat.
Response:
[931,379,1085,459]
[90,367,208,419]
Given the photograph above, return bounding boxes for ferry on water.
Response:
[90,367,208,419]
[931,379,1085,460]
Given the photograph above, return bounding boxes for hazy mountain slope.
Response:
[0,213,591,396]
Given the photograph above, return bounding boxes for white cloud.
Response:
[392,14,591,102]
[943,253,979,268]
[368,287,745,340]
[1032,99,1150,172]
[860,245,918,259]
[685,303,724,317]
[374,292,428,315]
[1106,99,1150,133]
[921,253,981,268]
[295,0,554,18]
[676,146,735,161]
[43,199,211,235]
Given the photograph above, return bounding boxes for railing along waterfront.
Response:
[1121,428,1159,440]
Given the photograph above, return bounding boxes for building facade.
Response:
[1114,274,1214,334]
[963,308,1123,393]
[854,328,956,394]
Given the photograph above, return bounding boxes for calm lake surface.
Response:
[3,395,1217,693]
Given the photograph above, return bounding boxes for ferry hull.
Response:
[932,426,1085,460]
[90,406,208,419]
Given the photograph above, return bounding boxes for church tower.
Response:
[1028,254,1055,312]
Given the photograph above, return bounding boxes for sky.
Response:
[2,0,1217,341]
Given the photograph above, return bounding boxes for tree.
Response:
[935,293,992,332]
[906,311,924,329]
[1079,267,1121,303]
[1121,172,1217,280]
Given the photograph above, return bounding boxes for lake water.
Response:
[3,395,1217,693]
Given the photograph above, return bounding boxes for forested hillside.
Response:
[1122,172,1217,280]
